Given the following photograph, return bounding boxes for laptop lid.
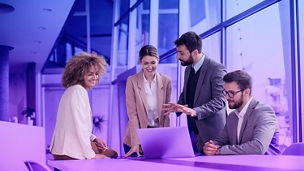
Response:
[137,127,195,159]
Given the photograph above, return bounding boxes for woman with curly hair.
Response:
[50,52,108,159]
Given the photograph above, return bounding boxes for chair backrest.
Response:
[25,161,51,171]
[282,143,304,156]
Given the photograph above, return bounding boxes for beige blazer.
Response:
[123,71,172,147]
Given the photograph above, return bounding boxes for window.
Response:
[202,32,221,63]
[117,17,129,66]
[226,0,264,19]
[119,0,129,18]
[135,0,150,61]
[226,3,292,150]
[158,0,178,63]
[184,0,221,34]
[299,0,304,140]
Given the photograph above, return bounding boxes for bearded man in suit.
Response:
[163,31,227,153]
[203,70,280,155]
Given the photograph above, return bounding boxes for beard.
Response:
[180,55,194,66]
[228,95,244,109]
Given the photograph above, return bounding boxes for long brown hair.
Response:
[62,52,107,88]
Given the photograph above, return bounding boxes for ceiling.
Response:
[0,0,75,73]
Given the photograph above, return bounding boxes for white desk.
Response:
[48,155,304,171]
[0,121,49,171]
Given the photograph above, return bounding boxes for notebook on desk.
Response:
[137,127,195,159]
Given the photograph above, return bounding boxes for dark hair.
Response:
[139,45,159,61]
[62,52,107,88]
[223,70,252,93]
[174,31,202,53]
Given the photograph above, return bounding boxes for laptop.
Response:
[137,127,195,159]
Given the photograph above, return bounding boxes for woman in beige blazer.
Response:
[50,52,108,159]
[124,45,172,157]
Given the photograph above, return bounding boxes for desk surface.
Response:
[48,155,304,171]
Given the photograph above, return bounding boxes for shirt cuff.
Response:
[90,134,96,141]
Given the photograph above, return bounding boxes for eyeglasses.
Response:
[223,89,244,98]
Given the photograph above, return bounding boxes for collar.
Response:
[192,54,205,73]
[143,73,157,84]
[235,96,253,118]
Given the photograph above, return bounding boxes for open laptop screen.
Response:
[137,127,195,158]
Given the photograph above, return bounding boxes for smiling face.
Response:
[83,66,99,89]
[140,55,158,78]
[176,45,194,66]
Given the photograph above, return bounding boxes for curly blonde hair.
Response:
[62,52,107,88]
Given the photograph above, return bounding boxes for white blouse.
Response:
[143,74,158,127]
[50,84,96,159]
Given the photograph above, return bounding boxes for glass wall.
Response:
[119,0,129,18]
[226,2,292,150]
[299,0,304,138]
[90,0,113,59]
[226,0,263,19]
[180,0,221,35]
[158,0,178,63]
[201,32,221,63]
[135,0,150,63]
[117,16,129,66]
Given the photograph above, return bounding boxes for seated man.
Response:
[203,70,280,155]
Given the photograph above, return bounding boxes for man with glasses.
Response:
[163,31,227,153]
[203,70,280,155]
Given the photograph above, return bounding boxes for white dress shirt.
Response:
[234,97,253,143]
[143,74,158,127]
[192,54,205,73]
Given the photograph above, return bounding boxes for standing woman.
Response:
[124,45,172,157]
[50,52,108,159]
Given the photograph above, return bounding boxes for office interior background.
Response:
[0,0,304,158]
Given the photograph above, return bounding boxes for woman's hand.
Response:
[94,138,108,151]
[124,145,142,157]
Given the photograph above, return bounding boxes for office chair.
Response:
[24,161,51,171]
[282,143,304,156]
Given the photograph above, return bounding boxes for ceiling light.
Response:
[42,8,52,12]
[38,26,46,30]
[0,3,14,13]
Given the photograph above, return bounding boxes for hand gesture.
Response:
[162,103,196,117]
[162,102,189,115]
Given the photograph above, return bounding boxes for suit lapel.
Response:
[156,73,164,121]
[137,71,149,115]
[194,57,209,104]
[239,98,258,143]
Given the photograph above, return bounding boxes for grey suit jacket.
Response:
[214,98,280,155]
[178,57,227,152]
